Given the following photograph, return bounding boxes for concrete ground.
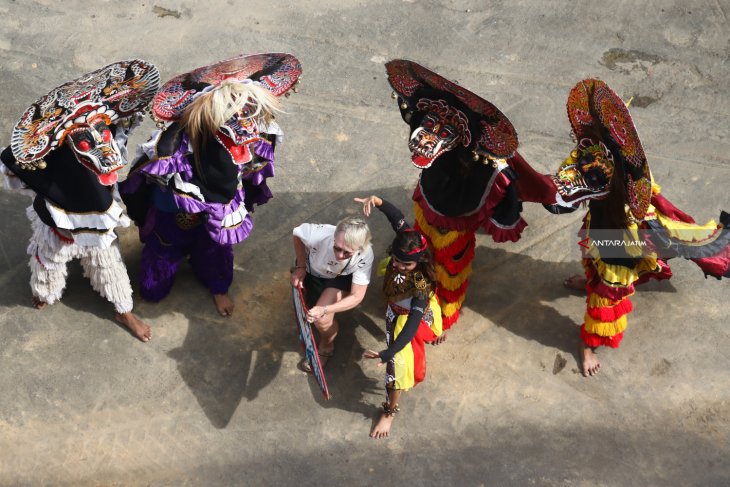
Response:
[1,0,729,485]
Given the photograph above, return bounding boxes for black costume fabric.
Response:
[1,145,115,229]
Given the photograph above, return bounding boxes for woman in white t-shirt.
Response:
[291,217,374,369]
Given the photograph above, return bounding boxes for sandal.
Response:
[299,349,334,374]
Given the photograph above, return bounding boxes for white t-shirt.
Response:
[293,223,373,285]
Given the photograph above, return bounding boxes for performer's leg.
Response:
[579,264,630,377]
[579,341,601,377]
[412,322,437,384]
[413,202,475,336]
[433,234,474,334]
[370,385,401,439]
[26,212,78,308]
[138,234,185,302]
[80,243,152,342]
[564,274,588,291]
[29,251,70,309]
[190,235,234,316]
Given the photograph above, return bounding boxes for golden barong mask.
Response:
[551,138,614,207]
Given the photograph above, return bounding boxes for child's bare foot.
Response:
[115,312,152,342]
[563,274,587,291]
[213,293,234,317]
[579,342,600,377]
[431,329,448,346]
[370,404,399,439]
[32,296,47,310]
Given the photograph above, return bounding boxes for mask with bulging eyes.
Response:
[214,105,261,165]
[551,138,615,207]
[408,98,471,169]
[65,115,124,186]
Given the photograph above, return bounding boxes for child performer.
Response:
[357,195,442,439]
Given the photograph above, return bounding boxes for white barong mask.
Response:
[10,59,160,179]
[65,113,125,186]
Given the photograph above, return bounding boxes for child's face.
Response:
[392,256,417,273]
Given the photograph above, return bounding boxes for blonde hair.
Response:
[335,217,372,251]
[181,79,282,168]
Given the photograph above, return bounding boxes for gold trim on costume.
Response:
[434,262,472,290]
[583,313,628,337]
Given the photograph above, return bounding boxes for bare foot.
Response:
[213,293,234,317]
[563,274,587,291]
[370,409,397,439]
[32,296,47,310]
[115,312,152,342]
[431,329,448,346]
[579,342,600,377]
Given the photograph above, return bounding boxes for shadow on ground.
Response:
[0,184,680,429]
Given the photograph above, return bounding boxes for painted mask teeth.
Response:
[409,142,434,158]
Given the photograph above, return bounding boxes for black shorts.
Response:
[303,273,353,308]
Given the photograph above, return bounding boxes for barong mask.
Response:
[556,78,652,219]
[215,104,261,165]
[65,112,123,186]
[552,138,615,206]
[10,60,160,185]
[386,59,518,169]
[409,99,470,169]
[151,53,302,168]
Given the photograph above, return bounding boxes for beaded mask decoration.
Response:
[386,59,518,169]
[563,78,651,219]
[10,60,160,185]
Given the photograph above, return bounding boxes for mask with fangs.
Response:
[64,112,124,186]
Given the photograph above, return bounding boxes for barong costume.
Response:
[120,53,301,301]
[386,60,534,330]
[1,60,160,312]
[376,199,442,391]
[544,79,730,349]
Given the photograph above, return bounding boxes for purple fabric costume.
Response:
[120,134,276,301]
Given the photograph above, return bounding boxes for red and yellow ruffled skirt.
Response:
[385,295,442,390]
[581,184,729,348]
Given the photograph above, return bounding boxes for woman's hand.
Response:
[306,305,327,323]
[290,267,306,288]
[362,349,385,366]
[354,195,382,217]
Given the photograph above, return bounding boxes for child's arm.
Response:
[355,195,410,233]
[376,295,428,363]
